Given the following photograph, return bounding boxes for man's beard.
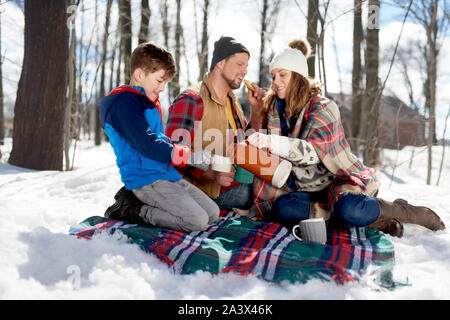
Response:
[222,73,242,90]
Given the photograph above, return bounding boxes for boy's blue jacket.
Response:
[98,86,183,190]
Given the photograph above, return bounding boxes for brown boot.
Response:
[376,198,446,232]
[368,217,404,238]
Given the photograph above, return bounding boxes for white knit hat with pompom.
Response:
[269,47,308,79]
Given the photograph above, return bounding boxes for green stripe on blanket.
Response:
[69,212,396,287]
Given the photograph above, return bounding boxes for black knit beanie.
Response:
[209,36,250,71]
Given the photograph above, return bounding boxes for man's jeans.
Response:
[212,183,254,211]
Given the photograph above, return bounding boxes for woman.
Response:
[247,39,445,237]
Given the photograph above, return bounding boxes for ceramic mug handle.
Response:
[292,225,302,241]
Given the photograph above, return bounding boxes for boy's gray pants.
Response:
[133,179,220,232]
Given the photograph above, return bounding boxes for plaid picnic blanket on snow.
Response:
[69,211,396,287]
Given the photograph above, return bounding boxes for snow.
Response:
[1,138,449,300]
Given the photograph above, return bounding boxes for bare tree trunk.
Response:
[426,1,438,185]
[395,0,447,184]
[161,0,170,51]
[160,0,171,98]
[120,0,132,84]
[139,0,150,44]
[306,0,319,78]
[65,5,77,171]
[0,9,4,147]
[258,0,269,88]
[100,0,113,98]
[436,106,450,186]
[94,0,102,146]
[258,0,281,88]
[115,13,123,87]
[109,33,117,93]
[9,0,69,170]
[77,0,89,140]
[317,1,330,96]
[389,102,404,188]
[198,0,209,81]
[172,0,182,98]
[362,0,380,167]
[351,0,363,153]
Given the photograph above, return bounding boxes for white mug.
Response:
[211,154,233,173]
[292,218,327,245]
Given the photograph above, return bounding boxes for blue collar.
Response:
[129,85,147,96]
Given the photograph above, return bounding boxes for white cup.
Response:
[211,154,233,173]
[292,218,327,245]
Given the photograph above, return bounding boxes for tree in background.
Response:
[350,0,363,153]
[296,0,330,94]
[408,0,447,185]
[361,0,381,167]
[139,0,151,44]
[306,0,319,78]
[173,0,182,98]
[9,0,69,170]
[258,0,281,89]
[119,0,132,85]
[0,7,4,147]
[95,0,130,146]
[196,0,209,81]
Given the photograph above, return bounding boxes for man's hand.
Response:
[201,166,236,187]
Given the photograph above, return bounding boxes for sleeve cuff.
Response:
[270,134,292,158]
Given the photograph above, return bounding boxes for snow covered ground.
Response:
[1,137,449,300]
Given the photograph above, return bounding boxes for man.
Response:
[105,36,265,222]
[166,36,266,211]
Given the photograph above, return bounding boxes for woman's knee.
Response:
[333,194,379,227]
[273,192,311,224]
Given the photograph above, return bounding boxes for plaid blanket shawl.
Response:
[69,211,396,287]
[251,95,380,219]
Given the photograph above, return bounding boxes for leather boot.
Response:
[105,187,145,224]
[375,198,445,232]
[367,217,404,238]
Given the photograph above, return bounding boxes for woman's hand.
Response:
[247,83,265,114]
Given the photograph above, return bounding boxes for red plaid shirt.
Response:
[166,90,248,188]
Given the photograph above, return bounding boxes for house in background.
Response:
[328,93,427,149]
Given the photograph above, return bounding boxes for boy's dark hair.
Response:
[130,42,176,80]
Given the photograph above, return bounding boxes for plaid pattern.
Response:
[166,91,206,180]
[252,96,379,217]
[69,212,396,286]
[166,89,248,182]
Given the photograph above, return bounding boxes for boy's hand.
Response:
[171,144,191,166]
[188,150,212,170]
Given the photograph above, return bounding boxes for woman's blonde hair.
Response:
[263,39,321,119]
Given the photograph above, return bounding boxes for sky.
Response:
[1,0,449,137]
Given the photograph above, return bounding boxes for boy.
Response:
[98,42,219,232]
